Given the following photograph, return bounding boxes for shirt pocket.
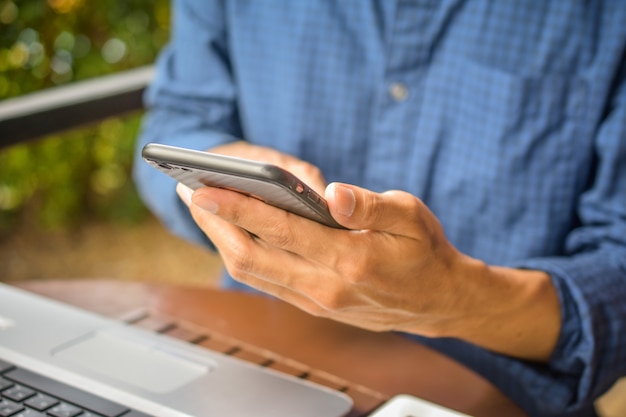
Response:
[416,57,589,259]
[422,56,588,170]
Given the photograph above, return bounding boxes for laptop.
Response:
[0,282,352,417]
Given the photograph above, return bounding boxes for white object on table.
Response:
[368,394,472,417]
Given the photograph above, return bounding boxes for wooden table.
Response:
[12,279,526,417]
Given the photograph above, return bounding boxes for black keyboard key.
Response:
[12,409,46,417]
[0,377,12,391]
[47,402,84,417]
[24,393,59,411]
[4,368,128,417]
[0,398,23,416]
[3,384,36,402]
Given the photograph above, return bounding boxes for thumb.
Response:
[326,182,426,236]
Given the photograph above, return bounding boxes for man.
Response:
[133,2,626,416]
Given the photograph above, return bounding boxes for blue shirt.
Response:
[133,2,626,416]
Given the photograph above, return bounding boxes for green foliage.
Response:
[0,0,170,230]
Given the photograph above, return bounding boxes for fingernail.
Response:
[331,183,356,217]
[192,193,219,214]
[176,183,193,207]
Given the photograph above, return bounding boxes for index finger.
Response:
[191,186,350,261]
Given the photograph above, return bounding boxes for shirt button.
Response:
[389,82,409,101]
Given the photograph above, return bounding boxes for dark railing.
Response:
[0,66,153,149]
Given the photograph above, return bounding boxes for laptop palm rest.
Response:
[52,331,212,394]
[0,283,353,416]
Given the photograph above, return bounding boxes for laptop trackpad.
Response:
[53,331,210,393]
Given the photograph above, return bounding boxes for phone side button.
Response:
[307,190,320,203]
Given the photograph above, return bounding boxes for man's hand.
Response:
[177,177,561,363]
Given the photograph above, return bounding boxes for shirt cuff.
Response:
[411,251,624,417]
[505,249,626,411]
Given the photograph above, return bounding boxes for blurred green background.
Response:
[0,0,169,232]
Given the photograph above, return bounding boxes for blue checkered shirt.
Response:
[134,2,626,416]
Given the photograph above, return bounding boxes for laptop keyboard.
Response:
[0,359,151,417]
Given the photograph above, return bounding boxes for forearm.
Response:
[441,256,562,362]
[133,0,243,243]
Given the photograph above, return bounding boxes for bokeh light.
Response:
[0,0,170,229]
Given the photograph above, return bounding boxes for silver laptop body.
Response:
[0,282,352,417]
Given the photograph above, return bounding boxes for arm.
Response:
[133,0,326,245]
[133,0,240,245]
[178,180,560,360]
[504,55,626,412]
[174,56,626,412]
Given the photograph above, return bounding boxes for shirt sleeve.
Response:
[133,0,240,246]
[418,52,626,417]
[497,57,626,415]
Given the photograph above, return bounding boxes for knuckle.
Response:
[381,190,424,220]
[267,223,295,248]
[263,212,306,249]
[223,240,255,278]
[405,194,425,218]
[397,192,427,222]
[359,192,382,223]
[226,204,245,225]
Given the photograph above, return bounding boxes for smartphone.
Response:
[141,143,345,229]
